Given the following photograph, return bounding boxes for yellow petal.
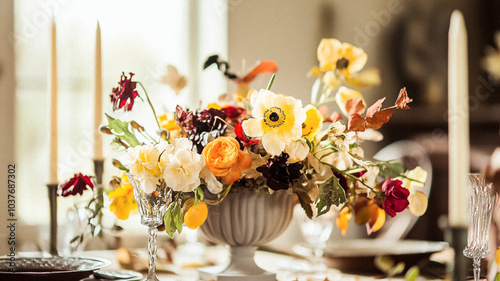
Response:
[302,105,323,140]
[345,68,381,88]
[408,191,428,216]
[335,87,365,117]
[336,208,352,236]
[318,38,342,71]
[308,66,322,78]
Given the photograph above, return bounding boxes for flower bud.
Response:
[130,120,145,132]
[99,125,113,135]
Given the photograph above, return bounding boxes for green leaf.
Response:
[105,114,141,147]
[296,190,313,219]
[164,203,178,239]
[375,161,405,178]
[316,175,346,216]
[172,202,183,234]
[197,187,205,201]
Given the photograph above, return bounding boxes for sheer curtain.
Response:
[14,0,227,246]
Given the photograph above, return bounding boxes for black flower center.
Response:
[336,58,349,70]
[269,112,279,122]
[263,107,286,128]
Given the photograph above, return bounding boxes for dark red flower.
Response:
[59,173,95,197]
[381,179,409,217]
[110,72,139,111]
[257,153,303,191]
[222,106,246,122]
[235,123,259,148]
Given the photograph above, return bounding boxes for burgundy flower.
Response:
[59,173,95,197]
[333,171,349,194]
[222,106,246,122]
[381,179,409,217]
[175,106,227,153]
[257,153,303,191]
[235,122,259,148]
[110,72,139,111]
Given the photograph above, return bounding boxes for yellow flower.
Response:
[317,38,367,77]
[207,103,221,110]
[158,113,181,134]
[335,86,366,117]
[242,89,306,156]
[109,173,137,220]
[302,105,323,140]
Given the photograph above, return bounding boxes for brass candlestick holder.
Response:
[46,183,58,256]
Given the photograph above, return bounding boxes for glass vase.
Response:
[127,174,171,281]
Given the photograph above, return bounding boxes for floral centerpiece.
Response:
[92,37,429,280]
[102,38,428,239]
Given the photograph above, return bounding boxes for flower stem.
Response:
[266,74,276,90]
[137,82,162,131]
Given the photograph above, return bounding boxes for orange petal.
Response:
[241,60,278,83]
[336,208,352,236]
[367,205,385,234]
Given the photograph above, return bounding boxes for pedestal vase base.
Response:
[198,246,276,281]
[198,266,276,281]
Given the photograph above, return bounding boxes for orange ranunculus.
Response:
[202,136,252,184]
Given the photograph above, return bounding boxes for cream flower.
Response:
[317,38,367,77]
[360,166,380,198]
[124,144,162,193]
[284,139,310,163]
[327,121,359,170]
[308,139,334,181]
[161,138,205,193]
[242,89,306,156]
[398,166,428,216]
[200,166,223,194]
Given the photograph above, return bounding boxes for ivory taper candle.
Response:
[94,21,103,160]
[448,10,470,228]
[49,18,58,184]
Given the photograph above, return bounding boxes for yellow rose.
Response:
[202,137,252,184]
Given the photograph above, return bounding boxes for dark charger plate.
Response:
[0,256,110,281]
[321,239,448,274]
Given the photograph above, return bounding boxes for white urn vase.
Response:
[199,187,296,281]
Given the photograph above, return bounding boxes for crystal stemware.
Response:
[127,174,171,281]
[463,173,495,281]
[295,204,336,277]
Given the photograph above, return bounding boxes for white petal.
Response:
[242,118,264,137]
[262,132,285,156]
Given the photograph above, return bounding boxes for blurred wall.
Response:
[226,0,410,104]
[0,0,15,255]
